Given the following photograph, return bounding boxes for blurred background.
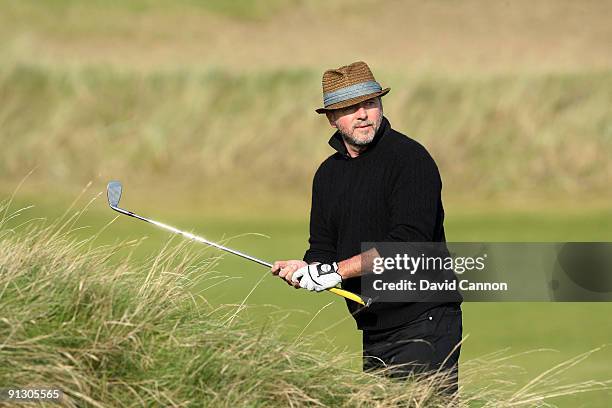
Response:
[1,0,611,405]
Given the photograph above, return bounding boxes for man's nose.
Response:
[356,105,368,118]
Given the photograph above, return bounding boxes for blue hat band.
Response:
[323,81,382,107]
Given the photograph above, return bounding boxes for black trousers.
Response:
[362,303,463,394]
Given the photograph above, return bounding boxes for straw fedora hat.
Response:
[315,61,390,114]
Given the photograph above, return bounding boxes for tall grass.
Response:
[0,64,610,202]
[1,199,610,407]
[0,199,459,407]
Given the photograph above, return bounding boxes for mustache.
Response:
[352,120,375,129]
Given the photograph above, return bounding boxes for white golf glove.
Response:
[292,262,342,292]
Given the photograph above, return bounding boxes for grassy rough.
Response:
[1,203,610,407]
[0,64,610,201]
[0,209,458,407]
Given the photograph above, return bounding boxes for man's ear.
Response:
[325,111,337,128]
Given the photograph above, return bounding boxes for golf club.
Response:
[107,181,372,307]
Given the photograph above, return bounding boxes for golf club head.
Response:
[107,181,123,208]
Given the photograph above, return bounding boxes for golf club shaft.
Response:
[111,206,371,307]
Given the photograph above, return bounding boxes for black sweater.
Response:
[303,117,460,330]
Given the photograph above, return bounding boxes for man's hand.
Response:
[271,260,308,288]
[292,263,342,292]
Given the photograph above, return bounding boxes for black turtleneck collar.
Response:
[327,116,390,159]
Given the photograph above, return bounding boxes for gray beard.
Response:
[340,131,374,147]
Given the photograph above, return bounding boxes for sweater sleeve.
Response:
[303,167,337,264]
[384,151,442,243]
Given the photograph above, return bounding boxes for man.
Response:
[271,61,463,393]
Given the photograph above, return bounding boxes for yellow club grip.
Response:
[328,287,372,307]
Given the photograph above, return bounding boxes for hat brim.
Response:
[315,88,390,114]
